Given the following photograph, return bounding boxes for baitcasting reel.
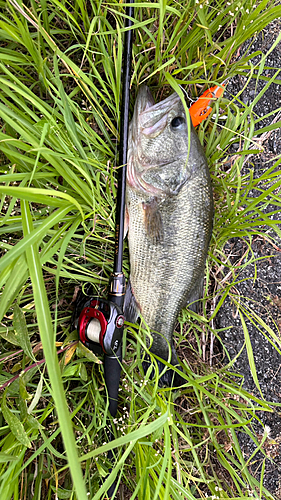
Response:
[74,273,126,357]
[78,297,124,356]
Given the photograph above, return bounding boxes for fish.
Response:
[124,86,213,385]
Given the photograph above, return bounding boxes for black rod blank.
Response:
[113,1,134,274]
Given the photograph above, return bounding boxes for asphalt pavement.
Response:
[216,21,281,497]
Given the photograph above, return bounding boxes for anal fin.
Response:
[187,276,204,313]
[124,281,140,324]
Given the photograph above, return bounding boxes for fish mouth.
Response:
[137,87,181,133]
[133,86,182,135]
[134,85,155,113]
[135,85,181,113]
[130,86,183,146]
[130,86,155,136]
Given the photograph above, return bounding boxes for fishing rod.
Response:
[75,0,134,497]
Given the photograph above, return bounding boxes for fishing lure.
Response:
[189,84,225,127]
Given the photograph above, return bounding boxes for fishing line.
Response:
[179,84,196,103]
[92,121,120,298]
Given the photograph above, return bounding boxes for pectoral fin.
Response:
[142,198,164,244]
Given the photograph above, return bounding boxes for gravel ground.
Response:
[216,22,281,497]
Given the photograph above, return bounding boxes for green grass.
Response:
[1,0,281,498]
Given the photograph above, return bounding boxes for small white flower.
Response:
[264,425,271,437]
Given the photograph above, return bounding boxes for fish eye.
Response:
[171,116,185,129]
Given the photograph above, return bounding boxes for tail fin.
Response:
[143,353,185,387]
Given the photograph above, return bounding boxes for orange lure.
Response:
[189,84,225,127]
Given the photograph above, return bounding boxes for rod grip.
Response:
[104,349,122,498]
[104,348,122,418]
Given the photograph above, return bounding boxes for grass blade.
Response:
[20,199,88,500]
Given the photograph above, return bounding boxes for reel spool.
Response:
[78,297,125,356]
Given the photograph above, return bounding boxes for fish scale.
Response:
[124,86,213,384]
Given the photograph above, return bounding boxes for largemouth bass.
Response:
[124,86,213,385]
